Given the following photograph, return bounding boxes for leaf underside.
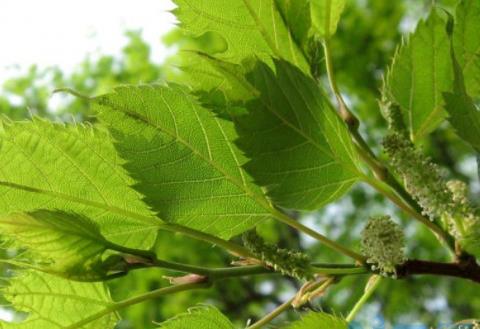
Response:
[158,305,234,329]
[173,0,309,72]
[1,271,117,329]
[95,84,272,239]
[233,59,361,210]
[385,10,453,142]
[453,0,480,99]
[0,119,159,249]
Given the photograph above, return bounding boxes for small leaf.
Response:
[95,84,272,239]
[286,312,348,329]
[453,0,480,98]
[310,0,346,39]
[1,271,118,329]
[384,10,453,141]
[0,119,159,249]
[233,59,361,210]
[157,305,234,329]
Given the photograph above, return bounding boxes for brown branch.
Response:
[396,256,480,284]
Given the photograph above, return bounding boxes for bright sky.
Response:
[0,0,176,80]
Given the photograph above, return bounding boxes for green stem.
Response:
[160,223,256,259]
[208,265,272,279]
[272,208,366,263]
[312,265,367,275]
[346,275,382,322]
[322,40,455,253]
[247,296,296,329]
[66,282,209,329]
[323,39,358,128]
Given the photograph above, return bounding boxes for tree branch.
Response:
[396,256,480,284]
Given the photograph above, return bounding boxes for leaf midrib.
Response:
[0,181,159,226]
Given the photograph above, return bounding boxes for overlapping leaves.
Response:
[173,0,309,72]
[0,119,158,249]
[233,59,361,210]
[94,84,272,239]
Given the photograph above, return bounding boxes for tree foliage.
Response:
[1,0,480,328]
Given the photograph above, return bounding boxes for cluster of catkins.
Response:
[242,230,312,280]
[361,215,406,276]
[381,102,480,256]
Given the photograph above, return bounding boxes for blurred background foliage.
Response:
[0,0,478,328]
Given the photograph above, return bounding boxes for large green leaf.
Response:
[310,0,346,39]
[453,0,480,98]
[0,119,159,249]
[444,59,480,152]
[286,312,348,329]
[0,271,118,329]
[384,10,453,142]
[95,84,272,239]
[173,0,309,72]
[0,210,109,277]
[158,305,234,329]
[232,59,361,210]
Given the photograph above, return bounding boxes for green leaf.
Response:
[0,271,118,329]
[384,10,453,142]
[158,305,234,329]
[462,220,480,258]
[444,58,480,152]
[275,0,311,48]
[453,0,480,98]
[310,0,346,39]
[95,84,272,239]
[233,59,361,210]
[173,0,309,72]
[0,119,159,249]
[286,312,348,329]
[0,210,110,276]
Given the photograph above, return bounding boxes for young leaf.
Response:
[233,59,361,210]
[173,0,309,72]
[157,305,234,329]
[453,0,480,98]
[1,271,118,329]
[384,10,453,142]
[0,210,110,276]
[286,312,348,329]
[95,84,272,239]
[444,58,480,152]
[0,119,159,249]
[310,0,346,39]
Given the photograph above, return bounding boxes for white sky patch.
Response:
[0,0,176,81]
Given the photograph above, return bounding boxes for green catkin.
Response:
[379,99,407,136]
[361,216,406,276]
[383,133,452,221]
[383,133,480,255]
[242,230,312,280]
[373,96,480,256]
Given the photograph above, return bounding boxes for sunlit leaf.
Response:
[384,10,453,141]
